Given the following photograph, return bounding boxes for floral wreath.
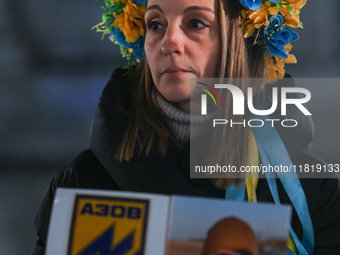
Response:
[93,0,306,82]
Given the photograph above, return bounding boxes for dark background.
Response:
[0,1,339,254]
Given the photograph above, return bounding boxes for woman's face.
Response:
[144,0,221,111]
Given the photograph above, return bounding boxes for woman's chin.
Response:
[157,81,191,104]
[163,93,190,105]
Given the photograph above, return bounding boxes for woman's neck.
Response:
[155,92,216,143]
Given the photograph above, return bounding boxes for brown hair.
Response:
[116,0,266,189]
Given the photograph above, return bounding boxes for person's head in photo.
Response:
[202,217,258,255]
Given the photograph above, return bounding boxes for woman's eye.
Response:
[146,21,164,31]
[189,19,209,29]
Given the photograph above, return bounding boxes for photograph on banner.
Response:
[166,196,291,255]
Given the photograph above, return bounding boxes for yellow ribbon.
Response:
[246,131,297,253]
[246,131,259,202]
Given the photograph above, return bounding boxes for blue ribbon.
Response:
[225,180,246,202]
[251,103,314,255]
[224,102,314,255]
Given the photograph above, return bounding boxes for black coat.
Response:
[33,68,340,255]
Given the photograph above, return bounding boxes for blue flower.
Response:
[238,0,282,11]
[131,0,148,4]
[264,13,299,59]
[238,0,262,11]
[111,25,145,60]
[133,38,145,60]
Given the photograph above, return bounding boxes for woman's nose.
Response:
[160,24,184,56]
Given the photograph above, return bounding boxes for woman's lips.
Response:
[161,67,191,78]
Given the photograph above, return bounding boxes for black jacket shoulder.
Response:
[33,149,121,255]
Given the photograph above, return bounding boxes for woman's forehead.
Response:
[147,0,218,11]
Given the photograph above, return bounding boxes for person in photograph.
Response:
[202,217,258,255]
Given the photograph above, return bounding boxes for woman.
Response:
[33,0,340,254]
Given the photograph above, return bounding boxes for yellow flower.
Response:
[242,2,278,38]
[279,0,306,28]
[287,0,307,9]
[242,20,256,38]
[265,53,278,84]
[242,0,306,34]
[265,44,297,83]
[268,6,279,16]
[112,0,146,43]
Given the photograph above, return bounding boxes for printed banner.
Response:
[46,188,291,255]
